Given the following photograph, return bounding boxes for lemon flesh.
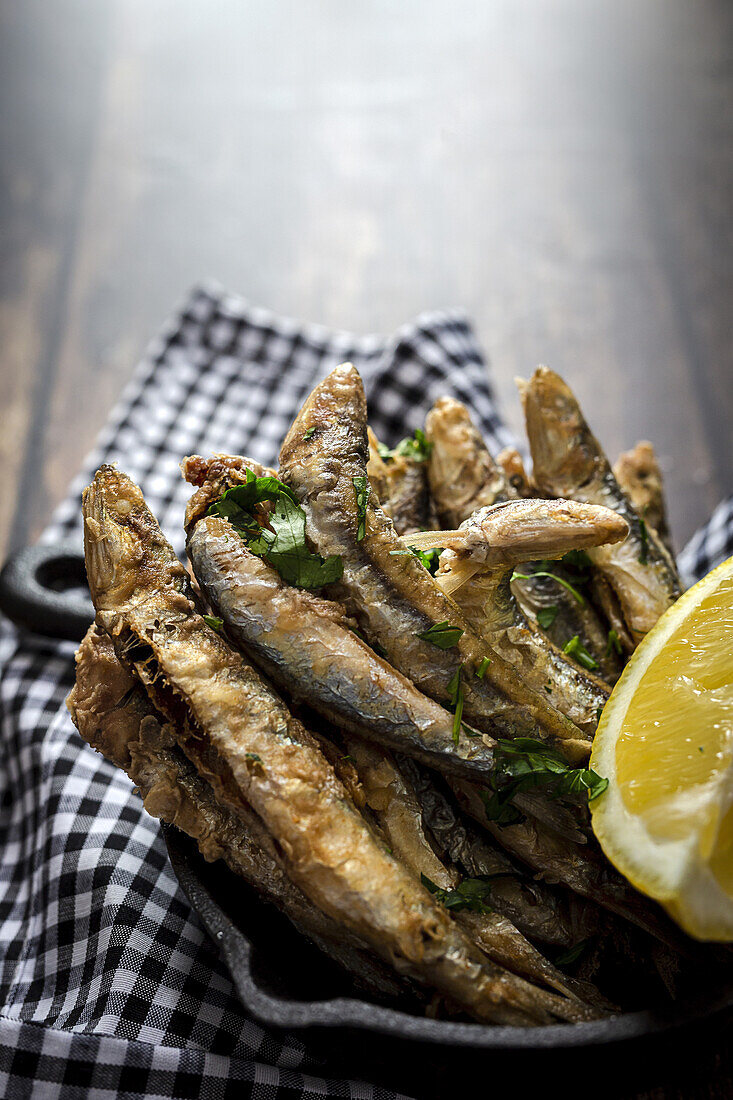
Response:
[590,557,733,941]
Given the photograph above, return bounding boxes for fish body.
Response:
[425,396,513,527]
[279,365,590,762]
[520,368,681,639]
[367,428,437,536]
[82,464,580,1025]
[613,441,674,559]
[187,513,498,781]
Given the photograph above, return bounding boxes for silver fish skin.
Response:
[83,464,580,1026]
[367,428,437,536]
[68,625,415,1004]
[520,367,681,640]
[278,364,590,763]
[186,513,499,782]
[613,440,675,560]
[425,396,513,528]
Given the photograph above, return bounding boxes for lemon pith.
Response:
[590,556,733,941]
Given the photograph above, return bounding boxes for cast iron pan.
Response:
[1,543,731,1096]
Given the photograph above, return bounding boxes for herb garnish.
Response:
[555,938,592,968]
[447,664,465,745]
[389,545,443,575]
[353,476,371,541]
[476,656,492,679]
[208,471,343,590]
[416,621,464,650]
[378,428,433,464]
[303,427,316,440]
[563,635,600,671]
[537,605,559,630]
[202,615,223,632]
[511,570,585,606]
[638,518,649,565]
[481,738,608,826]
[605,628,622,657]
[421,873,494,914]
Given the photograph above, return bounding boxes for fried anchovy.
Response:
[82,465,581,1025]
[520,367,681,640]
[68,624,414,1003]
[186,511,498,781]
[367,428,438,536]
[420,501,625,735]
[452,778,689,952]
[613,440,675,560]
[423,395,621,685]
[396,754,599,951]
[496,446,533,498]
[425,396,513,527]
[344,736,606,1015]
[278,365,590,763]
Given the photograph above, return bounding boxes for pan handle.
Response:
[0,542,94,641]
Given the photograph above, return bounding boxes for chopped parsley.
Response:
[202,615,223,632]
[481,737,608,826]
[208,470,343,590]
[595,706,604,723]
[555,938,592,968]
[303,427,316,440]
[353,476,371,541]
[563,634,600,671]
[377,428,433,464]
[421,873,494,914]
[511,569,585,606]
[638,518,649,565]
[416,621,464,650]
[537,605,559,630]
[245,752,262,764]
[476,656,492,679]
[447,664,465,745]
[389,545,443,575]
[605,628,622,657]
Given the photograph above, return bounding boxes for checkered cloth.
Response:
[0,284,729,1099]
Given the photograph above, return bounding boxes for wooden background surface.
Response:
[1,1,731,1095]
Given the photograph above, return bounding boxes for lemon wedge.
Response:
[590,555,733,941]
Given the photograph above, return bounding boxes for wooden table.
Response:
[1,1,731,1094]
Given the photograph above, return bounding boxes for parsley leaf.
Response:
[638,518,649,565]
[447,664,465,745]
[202,615,223,632]
[537,605,559,630]
[421,873,494,914]
[378,428,433,464]
[416,621,464,649]
[511,570,585,606]
[476,656,492,679]
[389,545,443,575]
[555,938,592,968]
[303,427,316,440]
[481,737,608,826]
[563,634,600,671]
[209,471,343,590]
[605,628,622,657]
[353,477,370,541]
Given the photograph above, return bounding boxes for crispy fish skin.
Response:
[425,396,513,528]
[187,514,498,781]
[613,441,674,559]
[278,364,590,762]
[83,465,580,1026]
[367,428,437,536]
[426,500,626,734]
[520,367,681,639]
[344,737,605,1016]
[68,626,414,1004]
[182,454,276,531]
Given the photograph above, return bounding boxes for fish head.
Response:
[519,367,599,498]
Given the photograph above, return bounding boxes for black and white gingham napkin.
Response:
[0,284,730,1099]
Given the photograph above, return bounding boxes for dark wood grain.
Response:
[0,2,731,1093]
